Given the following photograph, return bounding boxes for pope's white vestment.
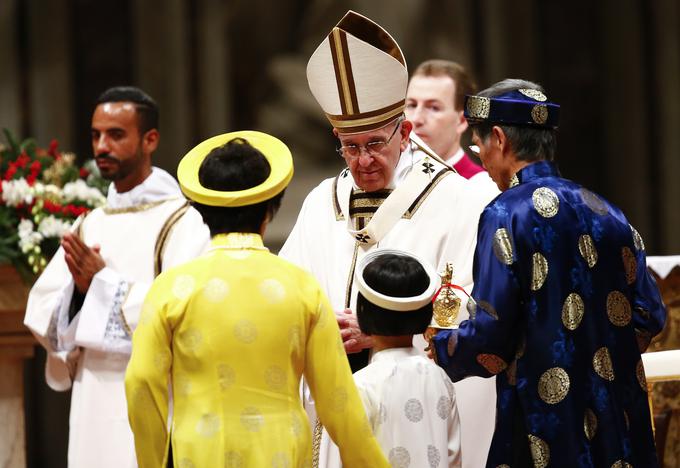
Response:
[24,168,210,468]
[280,135,499,468]
[319,347,462,468]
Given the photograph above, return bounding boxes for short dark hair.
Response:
[472,79,557,162]
[357,254,433,336]
[192,138,284,235]
[412,59,477,111]
[95,86,159,134]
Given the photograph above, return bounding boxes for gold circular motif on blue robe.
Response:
[528,434,550,468]
[476,353,508,374]
[593,347,615,381]
[532,187,560,218]
[630,224,645,251]
[531,252,549,291]
[519,88,548,101]
[636,359,647,391]
[607,290,632,326]
[562,292,585,330]
[478,300,499,320]
[509,174,520,188]
[578,234,598,268]
[531,104,549,125]
[621,247,637,285]
[506,359,518,386]
[493,228,515,265]
[580,188,609,215]
[635,328,652,352]
[538,367,570,404]
[611,461,633,468]
[584,408,598,440]
[466,96,491,119]
[240,406,264,432]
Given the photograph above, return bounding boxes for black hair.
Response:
[356,253,433,336]
[192,138,284,235]
[96,86,159,134]
[472,78,557,162]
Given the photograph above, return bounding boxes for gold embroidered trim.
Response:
[332,173,345,221]
[312,419,323,468]
[154,201,191,277]
[404,168,451,219]
[102,199,171,215]
[344,242,360,309]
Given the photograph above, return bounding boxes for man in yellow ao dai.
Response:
[125,132,389,468]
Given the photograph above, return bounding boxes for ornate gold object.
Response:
[519,88,548,101]
[531,104,549,124]
[466,96,491,120]
[432,263,461,328]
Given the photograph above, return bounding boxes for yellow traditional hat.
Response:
[307,10,408,135]
[177,131,293,207]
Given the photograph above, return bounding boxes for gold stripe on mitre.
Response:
[327,101,406,134]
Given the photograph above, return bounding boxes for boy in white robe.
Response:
[319,249,461,468]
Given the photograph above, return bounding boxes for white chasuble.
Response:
[24,168,210,468]
[280,136,499,468]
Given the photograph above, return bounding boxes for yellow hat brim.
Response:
[177,131,294,207]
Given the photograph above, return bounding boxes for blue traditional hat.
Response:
[464,88,560,129]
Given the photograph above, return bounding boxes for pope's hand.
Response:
[335,308,373,354]
[62,232,106,294]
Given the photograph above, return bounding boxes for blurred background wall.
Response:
[1,1,679,466]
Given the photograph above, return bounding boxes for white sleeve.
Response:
[24,246,81,391]
[74,207,210,354]
[279,190,315,271]
[446,377,462,468]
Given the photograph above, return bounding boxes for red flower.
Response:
[79,167,90,178]
[30,160,41,173]
[44,200,62,214]
[26,173,37,186]
[48,139,60,158]
[4,165,17,180]
[16,152,30,168]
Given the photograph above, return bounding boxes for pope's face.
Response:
[405,75,467,159]
[336,119,412,192]
[91,102,156,190]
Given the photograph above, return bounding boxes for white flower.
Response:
[37,215,72,238]
[1,178,34,206]
[62,179,105,205]
[17,219,43,253]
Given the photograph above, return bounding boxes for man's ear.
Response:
[456,111,469,136]
[332,127,339,138]
[491,126,508,153]
[399,119,413,152]
[142,129,160,156]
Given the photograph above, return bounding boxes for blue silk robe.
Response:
[433,161,666,468]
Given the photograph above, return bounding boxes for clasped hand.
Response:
[62,232,105,294]
[335,308,373,354]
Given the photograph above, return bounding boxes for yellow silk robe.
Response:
[125,232,388,468]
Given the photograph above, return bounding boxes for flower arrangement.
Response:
[0,129,107,280]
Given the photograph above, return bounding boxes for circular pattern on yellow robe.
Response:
[224,451,244,468]
[621,247,637,285]
[196,413,220,437]
[179,328,203,351]
[476,353,508,374]
[234,319,258,344]
[217,363,236,390]
[528,434,550,468]
[178,459,195,468]
[203,278,229,303]
[271,452,290,468]
[584,408,597,440]
[636,359,647,392]
[240,406,264,432]
[532,187,559,218]
[607,291,632,327]
[593,347,615,381]
[259,278,287,303]
[562,293,585,330]
[265,365,287,391]
[578,234,598,268]
[538,367,570,404]
[493,228,514,265]
[531,252,549,291]
[172,274,195,300]
[175,375,192,397]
